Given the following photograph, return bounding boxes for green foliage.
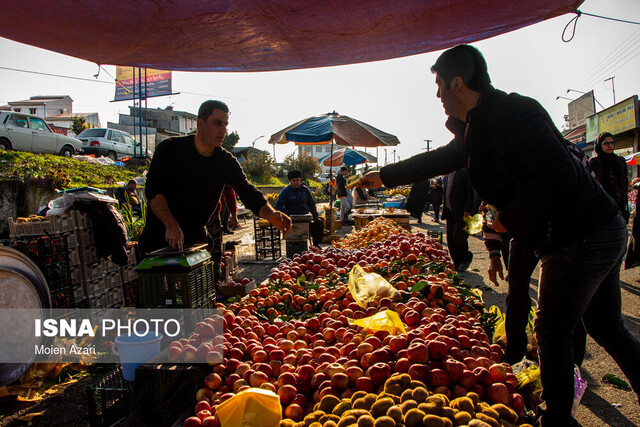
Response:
[119,199,146,241]
[71,116,89,135]
[0,151,144,190]
[282,152,322,181]
[222,131,240,151]
[241,151,276,181]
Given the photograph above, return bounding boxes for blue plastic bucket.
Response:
[113,332,162,381]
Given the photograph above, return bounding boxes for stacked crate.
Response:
[8,211,139,309]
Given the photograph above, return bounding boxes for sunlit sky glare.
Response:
[1,0,639,164]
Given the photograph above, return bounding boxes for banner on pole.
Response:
[114,67,172,101]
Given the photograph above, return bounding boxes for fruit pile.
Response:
[181,305,529,426]
[333,217,406,249]
[182,225,532,426]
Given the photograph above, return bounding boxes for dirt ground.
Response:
[1,211,638,426]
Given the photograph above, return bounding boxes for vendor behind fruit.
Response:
[139,100,291,254]
[275,170,325,246]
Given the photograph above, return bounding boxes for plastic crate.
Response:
[72,210,91,229]
[8,216,61,238]
[137,260,215,309]
[86,368,133,427]
[285,240,308,259]
[123,280,138,307]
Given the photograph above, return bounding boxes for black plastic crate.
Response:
[86,368,133,427]
[137,261,214,309]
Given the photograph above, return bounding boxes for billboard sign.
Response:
[585,96,639,142]
[567,91,596,130]
[114,67,172,101]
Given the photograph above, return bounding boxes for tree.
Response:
[223,131,240,151]
[71,115,89,136]
[241,151,276,180]
[283,152,322,181]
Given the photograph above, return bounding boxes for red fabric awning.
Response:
[0,0,583,72]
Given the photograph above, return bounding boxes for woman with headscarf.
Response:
[588,132,630,223]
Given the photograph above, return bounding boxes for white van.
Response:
[76,128,137,160]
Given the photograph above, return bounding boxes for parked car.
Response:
[0,111,83,157]
[76,128,137,160]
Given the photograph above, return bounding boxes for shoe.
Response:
[456,260,471,271]
[222,228,234,235]
[432,219,440,223]
[417,219,422,224]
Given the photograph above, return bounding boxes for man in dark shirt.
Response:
[359,45,638,425]
[139,100,291,254]
[114,179,142,216]
[275,170,324,246]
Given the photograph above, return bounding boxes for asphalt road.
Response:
[233,210,640,426]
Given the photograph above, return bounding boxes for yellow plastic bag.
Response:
[350,309,407,335]
[516,365,542,392]
[463,213,483,235]
[348,265,401,308]
[216,388,282,427]
[488,305,506,346]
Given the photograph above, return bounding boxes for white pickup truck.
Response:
[0,111,83,157]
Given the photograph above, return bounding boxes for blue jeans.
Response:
[535,214,640,425]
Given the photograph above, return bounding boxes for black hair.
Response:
[287,170,302,180]
[430,44,491,92]
[340,166,348,172]
[127,179,137,186]
[198,100,229,121]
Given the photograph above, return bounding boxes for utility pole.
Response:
[423,139,432,152]
[393,150,396,163]
[604,77,616,105]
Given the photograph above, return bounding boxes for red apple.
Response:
[395,358,412,374]
[201,415,221,427]
[488,363,508,383]
[277,384,297,405]
[430,369,450,387]
[331,373,349,391]
[355,376,374,392]
[407,343,429,364]
[427,340,448,360]
[367,363,391,386]
[443,359,466,382]
[487,383,510,405]
[194,400,211,414]
[203,373,222,390]
[284,404,304,421]
[459,370,477,389]
[407,363,431,383]
[473,366,493,387]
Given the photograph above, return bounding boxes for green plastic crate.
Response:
[136,252,215,309]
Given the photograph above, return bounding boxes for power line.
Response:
[582,44,640,91]
[577,11,640,26]
[575,28,640,89]
[0,65,115,84]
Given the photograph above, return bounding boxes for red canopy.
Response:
[0,0,582,72]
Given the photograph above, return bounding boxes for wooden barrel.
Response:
[0,247,51,387]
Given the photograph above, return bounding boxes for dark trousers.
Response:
[309,219,324,247]
[445,215,472,269]
[432,204,441,221]
[535,215,639,426]
[206,216,224,286]
[505,239,587,365]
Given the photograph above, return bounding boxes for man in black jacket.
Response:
[359,44,639,425]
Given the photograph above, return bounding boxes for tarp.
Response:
[0,0,583,72]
